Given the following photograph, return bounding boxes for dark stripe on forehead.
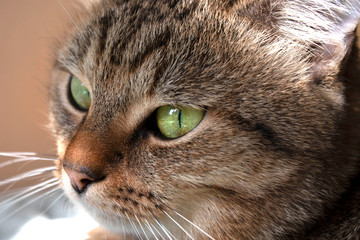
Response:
[128,28,171,74]
[63,1,199,72]
[108,3,166,66]
[97,10,116,63]
[167,0,180,9]
[105,1,200,67]
[109,19,142,66]
[224,0,238,10]
[174,1,199,21]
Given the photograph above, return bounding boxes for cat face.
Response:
[50,0,360,239]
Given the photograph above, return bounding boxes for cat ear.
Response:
[278,0,360,81]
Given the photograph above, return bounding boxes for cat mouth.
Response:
[62,170,168,223]
[66,181,184,238]
[62,170,215,239]
[82,204,179,238]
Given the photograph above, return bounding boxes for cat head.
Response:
[49,0,360,238]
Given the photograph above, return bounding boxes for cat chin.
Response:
[91,211,178,239]
[61,171,173,237]
[71,193,176,238]
[81,204,132,234]
[86,211,173,239]
[61,175,129,234]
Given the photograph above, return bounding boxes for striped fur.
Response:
[50,0,360,239]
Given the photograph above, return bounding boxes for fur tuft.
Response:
[278,0,360,46]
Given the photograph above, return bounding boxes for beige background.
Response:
[0,0,76,187]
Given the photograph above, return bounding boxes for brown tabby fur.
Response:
[49,0,360,239]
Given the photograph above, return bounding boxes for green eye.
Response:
[156,105,205,139]
[69,75,91,110]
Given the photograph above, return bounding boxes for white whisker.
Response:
[0,152,57,161]
[161,209,194,240]
[125,212,144,240]
[144,219,161,240]
[0,152,37,157]
[36,191,65,217]
[0,166,57,187]
[171,210,215,240]
[0,164,56,195]
[0,184,61,223]
[0,157,56,168]
[0,178,59,208]
[0,172,55,198]
[134,214,150,240]
[0,152,56,158]
[121,220,126,239]
[152,215,175,240]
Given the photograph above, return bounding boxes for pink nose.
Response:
[64,166,96,193]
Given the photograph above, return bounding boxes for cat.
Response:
[46,0,360,239]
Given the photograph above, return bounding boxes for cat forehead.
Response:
[58,0,360,78]
[57,0,284,89]
[59,2,192,85]
[56,2,212,101]
[55,0,321,124]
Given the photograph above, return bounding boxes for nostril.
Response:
[80,178,92,185]
[79,178,93,190]
[64,166,98,194]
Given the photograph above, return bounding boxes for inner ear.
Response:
[310,32,356,84]
[277,1,360,84]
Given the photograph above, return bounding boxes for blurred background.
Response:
[0,1,82,239]
[0,0,73,156]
